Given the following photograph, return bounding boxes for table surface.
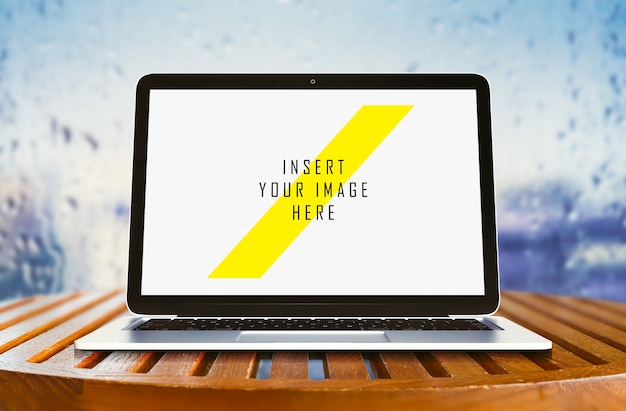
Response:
[1,290,626,411]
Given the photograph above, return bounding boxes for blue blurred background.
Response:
[0,0,625,301]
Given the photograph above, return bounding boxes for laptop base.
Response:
[75,316,551,351]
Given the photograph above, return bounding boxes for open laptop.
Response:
[75,73,551,351]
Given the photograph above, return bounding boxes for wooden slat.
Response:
[0,295,41,315]
[75,351,111,369]
[578,296,626,315]
[468,352,508,375]
[29,304,126,364]
[269,352,309,379]
[502,293,626,364]
[373,352,432,379]
[4,293,125,363]
[207,352,257,378]
[432,352,488,376]
[148,352,215,376]
[187,352,216,376]
[127,352,164,373]
[0,293,83,331]
[498,311,593,369]
[148,352,205,376]
[0,291,119,355]
[324,352,370,380]
[523,344,590,370]
[90,351,152,373]
[40,344,97,368]
[542,294,626,333]
[486,352,544,373]
[518,293,626,353]
[542,295,626,338]
[414,352,450,377]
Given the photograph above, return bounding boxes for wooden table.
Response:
[1,290,626,410]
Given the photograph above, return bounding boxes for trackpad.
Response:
[237,331,389,343]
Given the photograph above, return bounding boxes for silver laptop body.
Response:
[76,73,551,351]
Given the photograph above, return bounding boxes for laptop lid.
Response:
[127,73,499,318]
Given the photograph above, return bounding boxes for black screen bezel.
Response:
[127,73,499,317]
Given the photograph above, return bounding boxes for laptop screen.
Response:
[136,77,491,299]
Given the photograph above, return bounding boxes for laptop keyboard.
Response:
[134,318,493,331]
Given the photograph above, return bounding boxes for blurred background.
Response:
[0,0,625,301]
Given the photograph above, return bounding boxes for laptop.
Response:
[75,73,551,351]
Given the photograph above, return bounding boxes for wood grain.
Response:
[0,293,83,332]
[372,352,432,379]
[149,352,209,376]
[432,352,489,376]
[325,352,370,380]
[486,352,544,373]
[1,291,626,410]
[500,294,626,364]
[270,352,309,379]
[207,352,258,378]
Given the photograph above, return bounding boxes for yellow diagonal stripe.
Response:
[209,105,413,279]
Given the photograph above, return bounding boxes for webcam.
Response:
[310,78,316,85]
